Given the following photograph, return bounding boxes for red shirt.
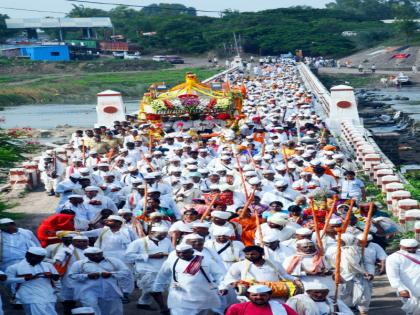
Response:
[225,301,298,315]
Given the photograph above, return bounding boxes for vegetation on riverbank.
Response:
[0,57,174,76]
[317,73,382,89]
[0,67,220,106]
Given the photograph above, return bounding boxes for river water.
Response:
[0,100,140,129]
[0,87,419,130]
[368,86,420,121]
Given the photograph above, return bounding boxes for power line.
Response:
[0,6,67,14]
[65,0,223,14]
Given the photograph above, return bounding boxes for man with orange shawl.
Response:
[37,209,75,247]
[282,239,335,297]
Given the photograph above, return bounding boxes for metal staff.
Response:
[309,197,324,256]
[321,195,338,238]
[334,230,343,309]
[132,218,146,237]
[232,144,249,199]
[81,139,86,166]
[361,202,375,257]
[200,194,220,222]
[238,187,257,220]
[247,151,257,169]
[341,199,355,233]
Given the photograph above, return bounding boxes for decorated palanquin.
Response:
[138,73,243,122]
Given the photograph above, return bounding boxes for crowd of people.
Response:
[0,59,419,315]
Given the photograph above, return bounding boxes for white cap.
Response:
[70,173,81,179]
[248,177,261,185]
[296,239,313,246]
[212,226,234,237]
[69,194,84,199]
[127,166,137,172]
[263,233,278,243]
[176,244,193,251]
[178,224,193,233]
[117,209,132,215]
[28,247,47,256]
[71,307,95,314]
[0,218,14,224]
[183,233,203,240]
[149,212,164,218]
[247,284,272,294]
[211,211,231,220]
[274,179,288,187]
[151,226,169,233]
[275,164,287,171]
[106,215,125,223]
[73,235,89,241]
[400,239,418,247]
[84,247,103,255]
[192,222,210,228]
[267,213,287,226]
[356,234,373,241]
[305,281,329,291]
[296,228,312,235]
[85,186,99,192]
[79,167,90,173]
[262,169,275,175]
[310,159,321,166]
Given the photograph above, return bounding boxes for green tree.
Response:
[0,14,18,43]
[395,19,419,43]
[142,3,196,16]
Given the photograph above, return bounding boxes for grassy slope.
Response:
[0,67,220,106]
[316,72,382,89]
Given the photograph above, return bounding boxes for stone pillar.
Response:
[328,85,361,135]
[96,90,126,128]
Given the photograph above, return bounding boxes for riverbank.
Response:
[317,68,420,89]
[0,62,220,107]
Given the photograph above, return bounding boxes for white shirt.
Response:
[386,250,420,297]
[125,236,173,273]
[6,260,58,304]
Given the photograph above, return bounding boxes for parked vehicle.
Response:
[165,55,184,64]
[152,55,167,62]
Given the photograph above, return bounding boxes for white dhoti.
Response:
[22,302,58,315]
[80,297,123,315]
[341,275,372,312]
[136,271,157,305]
[401,296,420,315]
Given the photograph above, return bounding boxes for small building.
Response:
[20,45,70,61]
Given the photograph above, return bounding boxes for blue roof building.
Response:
[19,45,70,61]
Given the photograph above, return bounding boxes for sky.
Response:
[1,0,331,18]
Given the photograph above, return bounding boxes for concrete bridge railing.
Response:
[298,62,419,226]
